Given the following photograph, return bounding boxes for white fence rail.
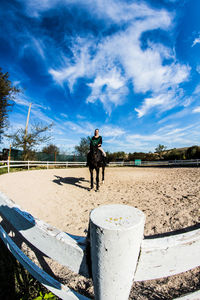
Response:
[0,190,200,299]
[0,160,86,173]
[1,159,200,173]
[109,159,200,167]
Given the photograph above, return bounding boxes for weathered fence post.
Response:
[28,160,30,170]
[90,204,145,300]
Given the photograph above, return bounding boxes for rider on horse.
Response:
[87,129,107,166]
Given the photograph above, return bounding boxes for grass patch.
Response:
[0,239,58,300]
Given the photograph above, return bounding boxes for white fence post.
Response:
[47,161,49,169]
[7,159,10,173]
[28,160,30,170]
[90,204,145,300]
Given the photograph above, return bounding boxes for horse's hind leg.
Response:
[96,168,100,191]
[102,166,105,184]
[90,168,94,189]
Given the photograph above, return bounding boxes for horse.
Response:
[87,145,106,191]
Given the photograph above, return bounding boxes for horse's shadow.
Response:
[53,176,90,191]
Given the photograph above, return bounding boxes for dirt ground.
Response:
[0,167,199,299]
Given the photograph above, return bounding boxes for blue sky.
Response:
[1,0,200,153]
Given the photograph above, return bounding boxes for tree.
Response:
[106,151,127,162]
[7,123,52,160]
[0,68,20,141]
[155,144,167,158]
[186,145,200,159]
[42,144,60,155]
[75,136,91,157]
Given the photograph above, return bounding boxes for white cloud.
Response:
[18,0,171,24]
[101,125,125,137]
[48,2,189,116]
[158,108,189,124]
[76,114,85,119]
[193,106,200,113]
[64,121,94,135]
[13,94,52,124]
[60,113,68,118]
[86,68,128,113]
[196,65,200,74]
[182,96,193,107]
[126,123,198,148]
[193,83,200,95]
[192,36,200,47]
[63,121,125,138]
[13,95,30,107]
[135,90,178,118]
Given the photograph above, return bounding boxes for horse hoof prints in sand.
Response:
[87,144,106,191]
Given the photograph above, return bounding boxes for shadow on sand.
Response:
[53,175,90,191]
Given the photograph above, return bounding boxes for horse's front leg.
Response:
[102,166,104,183]
[96,168,100,191]
[90,168,94,189]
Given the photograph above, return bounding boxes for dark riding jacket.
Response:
[90,136,102,149]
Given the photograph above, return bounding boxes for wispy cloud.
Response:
[192,106,200,113]
[47,1,189,116]
[196,65,200,74]
[193,83,200,95]
[101,125,125,137]
[64,120,95,136]
[135,91,176,118]
[60,113,68,118]
[192,35,200,47]
[126,123,200,149]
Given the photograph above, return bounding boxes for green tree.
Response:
[106,151,127,162]
[7,123,52,160]
[42,144,60,155]
[75,136,91,157]
[186,145,200,159]
[155,144,167,158]
[0,68,20,141]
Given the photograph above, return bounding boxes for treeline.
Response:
[106,146,200,162]
[106,151,159,162]
[163,145,200,160]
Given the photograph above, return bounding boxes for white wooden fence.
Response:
[109,159,200,167]
[0,189,200,299]
[0,160,86,173]
[1,159,200,173]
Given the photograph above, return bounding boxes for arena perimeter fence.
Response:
[0,158,200,173]
[0,162,200,299]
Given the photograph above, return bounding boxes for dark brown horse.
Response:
[88,145,105,191]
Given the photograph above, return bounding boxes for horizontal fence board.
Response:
[0,165,7,169]
[0,192,89,278]
[135,228,200,281]
[0,225,90,300]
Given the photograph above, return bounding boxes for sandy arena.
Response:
[0,167,200,299]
